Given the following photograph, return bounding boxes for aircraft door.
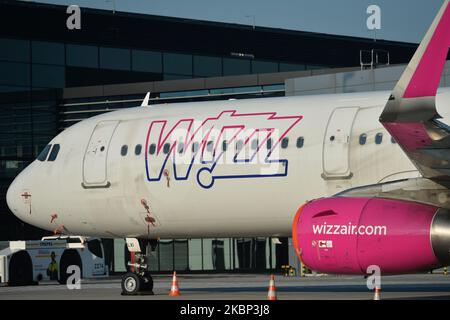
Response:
[322,107,358,179]
[82,120,119,188]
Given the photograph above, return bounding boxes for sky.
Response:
[23,0,444,43]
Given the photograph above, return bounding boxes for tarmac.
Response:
[0,273,449,300]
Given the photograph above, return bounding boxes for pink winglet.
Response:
[383,122,432,151]
[403,3,450,98]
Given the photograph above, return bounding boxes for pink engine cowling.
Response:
[292,197,450,275]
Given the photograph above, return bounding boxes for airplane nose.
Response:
[6,173,29,220]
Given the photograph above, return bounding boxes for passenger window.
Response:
[267,138,273,150]
[37,144,52,161]
[207,141,214,152]
[47,144,60,161]
[178,142,184,154]
[236,140,243,151]
[149,144,156,155]
[121,145,128,156]
[296,137,304,148]
[135,144,142,155]
[359,134,367,145]
[222,141,228,152]
[375,133,383,145]
[192,142,199,153]
[391,137,397,144]
[251,139,258,150]
[163,143,170,154]
[281,137,289,149]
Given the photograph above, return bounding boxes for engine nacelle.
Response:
[292,197,450,275]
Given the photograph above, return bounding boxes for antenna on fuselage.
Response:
[141,92,151,107]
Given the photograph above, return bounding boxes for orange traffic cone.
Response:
[373,286,381,300]
[169,271,181,296]
[267,274,277,300]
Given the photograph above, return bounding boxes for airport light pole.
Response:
[245,15,256,30]
[105,0,116,14]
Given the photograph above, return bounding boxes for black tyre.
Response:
[58,250,82,285]
[140,271,153,292]
[8,251,33,286]
[121,272,141,295]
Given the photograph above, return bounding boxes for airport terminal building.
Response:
[0,0,419,273]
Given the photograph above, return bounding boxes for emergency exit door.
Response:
[82,121,119,187]
[322,107,358,179]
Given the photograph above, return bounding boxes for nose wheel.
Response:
[121,273,141,295]
[121,268,154,295]
[121,240,154,295]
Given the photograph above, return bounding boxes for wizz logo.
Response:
[144,110,302,189]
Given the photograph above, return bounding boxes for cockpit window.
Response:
[47,144,60,161]
[37,144,52,161]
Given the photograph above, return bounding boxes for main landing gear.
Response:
[121,238,156,295]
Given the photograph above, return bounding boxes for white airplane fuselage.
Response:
[7,89,450,239]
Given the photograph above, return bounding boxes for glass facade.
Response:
[32,64,65,88]
[32,41,65,65]
[0,38,30,62]
[132,50,162,73]
[223,58,251,76]
[194,55,222,77]
[252,60,278,74]
[66,44,99,68]
[100,47,131,71]
[109,237,281,273]
[0,62,30,87]
[164,53,192,76]
[0,36,322,93]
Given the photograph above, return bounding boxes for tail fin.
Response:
[380,0,450,123]
[141,92,151,107]
[380,0,450,183]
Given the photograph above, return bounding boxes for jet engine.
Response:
[292,197,450,275]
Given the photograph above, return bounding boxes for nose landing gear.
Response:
[121,238,155,296]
